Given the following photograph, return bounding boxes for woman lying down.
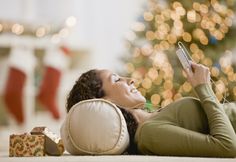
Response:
[65,61,236,157]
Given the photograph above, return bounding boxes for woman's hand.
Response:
[185,61,211,87]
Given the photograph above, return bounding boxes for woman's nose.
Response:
[126,78,134,85]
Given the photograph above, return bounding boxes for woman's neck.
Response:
[128,108,157,124]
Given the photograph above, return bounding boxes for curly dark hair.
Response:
[66,69,104,112]
[66,69,139,154]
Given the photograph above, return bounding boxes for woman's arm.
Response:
[187,62,236,155]
[136,84,236,157]
[135,63,236,157]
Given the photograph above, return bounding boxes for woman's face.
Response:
[98,69,146,109]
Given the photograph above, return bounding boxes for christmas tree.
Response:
[123,0,236,110]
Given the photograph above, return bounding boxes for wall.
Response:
[0,0,145,72]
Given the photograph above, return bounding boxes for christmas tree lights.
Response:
[124,0,236,109]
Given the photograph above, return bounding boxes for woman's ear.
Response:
[97,89,105,98]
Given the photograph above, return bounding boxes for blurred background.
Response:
[1,0,236,153]
[0,0,144,152]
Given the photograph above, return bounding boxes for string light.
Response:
[151,94,161,105]
[154,76,162,85]
[65,16,77,27]
[199,4,208,14]
[59,28,69,38]
[175,6,186,16]
[126,63,135,74]
[0,15,77,40]
[36,27,46,38]
[182,32,192,42]
[211,67,220,77]
[141,44,153,56]
[144,12,154,21]
[190,43,198,52]
[172,1,182,9]
[174,93,182,100]
[131,22,145,32]
[187,10,197,23]
[142,77,152,89]
[51,34,60,44]
[161,9,171,21]
[147,68,158,80]
[146,31,155,40]
[161,99,173,107]
[125,31,136,41]
[193,2,201,11]
[164,80,173,90]
[11,23,24,35]
[167,34,177,44]
[182,82,192,92]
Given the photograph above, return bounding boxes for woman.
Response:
[66,62,236,157]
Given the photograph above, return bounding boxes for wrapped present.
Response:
[31,127,64,156]
[9,133,45,157]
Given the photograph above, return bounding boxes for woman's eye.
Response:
[115,78,120,82]
[112,74,121,82]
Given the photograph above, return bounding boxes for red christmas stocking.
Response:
[37,66,61,119]
[3,67,26,124]
[37,46,70,119]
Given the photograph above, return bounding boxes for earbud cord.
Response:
[178,41,192,61]
[210,78,229,104]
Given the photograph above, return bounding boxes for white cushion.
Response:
[60,99,129,155]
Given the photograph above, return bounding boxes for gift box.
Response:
[9,126,64,157]
[31,127,64,156]
[9,133,45,157]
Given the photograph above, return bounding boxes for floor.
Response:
[1,112,236,162]
[1,152,236,162]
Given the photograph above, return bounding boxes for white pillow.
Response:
[60,99,129,155]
